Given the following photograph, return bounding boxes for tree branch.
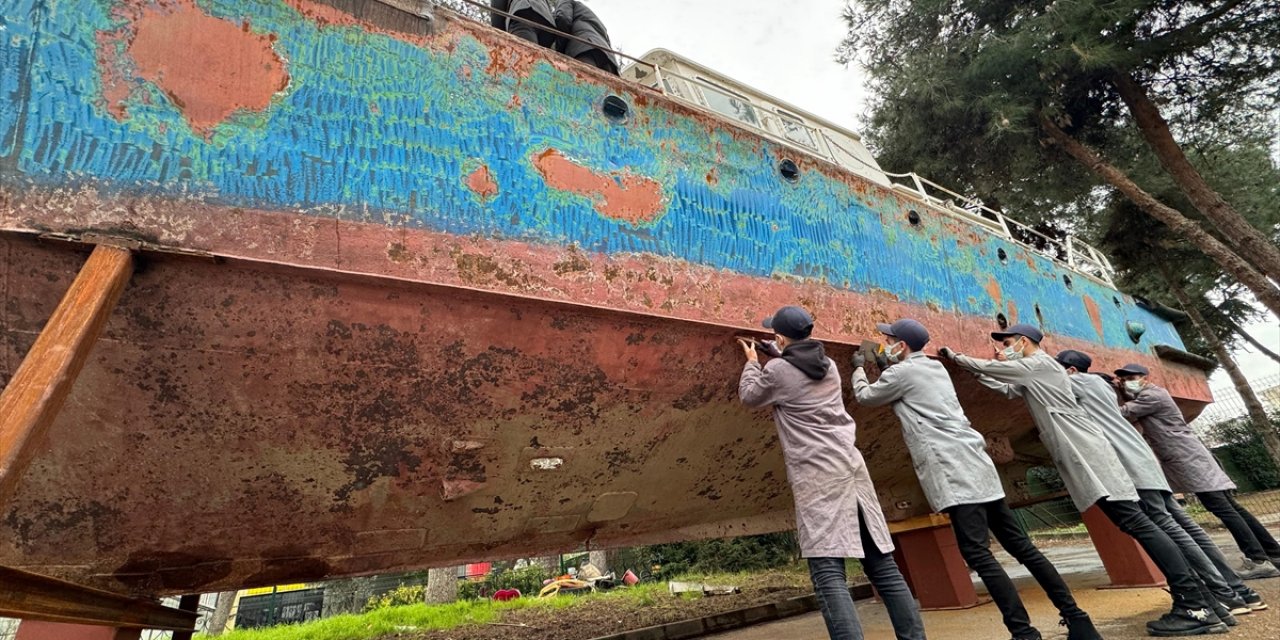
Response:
[1036,112,1280,317]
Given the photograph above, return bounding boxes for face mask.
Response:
[1125,380,1145,395]
[885,341,905,364]
[1002,338,1024,361]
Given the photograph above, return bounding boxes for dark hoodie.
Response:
[780,340,830,380]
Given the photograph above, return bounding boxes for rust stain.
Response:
[1007,300,1019,324]
[120,0,289,134]
[984,277,1002,308]
[465,164,499,199]
[705,167,719,186]
[1083,295,1104,340]
[533,149,665,225]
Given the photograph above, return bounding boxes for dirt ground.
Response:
[403,571,818,640]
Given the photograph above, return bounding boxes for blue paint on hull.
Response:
[0,0,1182,352]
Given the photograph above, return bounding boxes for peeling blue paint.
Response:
[0,0,1182,352]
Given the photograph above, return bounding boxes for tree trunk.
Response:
[1165,272,1280,465]
[1038,114,1280,317]
[205,591,237,636]
[588,550,608,574]
[532,555,560,575]
[1112,72,1280,284]
[425,566,460,604]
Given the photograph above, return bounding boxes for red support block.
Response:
[890,521,988,610]
[1082,504,1165,588]
[16,622,141,640]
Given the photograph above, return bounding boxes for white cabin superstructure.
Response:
[620,49,1117,285]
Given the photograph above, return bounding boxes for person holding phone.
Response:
[737,306,926,640]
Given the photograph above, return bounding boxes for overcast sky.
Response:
[587,0,1279,392]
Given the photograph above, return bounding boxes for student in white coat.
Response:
[1058,350,1265,622]
[852,319,1101,640]
[738,306,926,640]
[940,324,1226,636]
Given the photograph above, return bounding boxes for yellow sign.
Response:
[243,584,310,596]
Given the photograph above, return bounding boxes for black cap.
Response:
[991,323,1044,344]
[762,306,814,340]
[877,319,930,351]
[1114,363,1150,377]
[1055,350,1092,372]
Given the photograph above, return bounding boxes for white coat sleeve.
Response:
[955,355,1025,399]
[738,361,777,409]
[852,365,907,407]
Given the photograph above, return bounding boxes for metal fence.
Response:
[1190,373,1280,437]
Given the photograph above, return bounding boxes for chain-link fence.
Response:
[1190,373,1280,438]
[1182,374,1280,542]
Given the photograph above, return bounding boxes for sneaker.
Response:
[1219,596,1252,616]
[1060,614,1104,640]
[1236,558,1280,580]
[1145,607,1229,636]
[1243,592,1268,611]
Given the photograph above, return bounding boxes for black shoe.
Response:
[1243,591,1268,611]
[1220,596,1251,616]
[1061,614,1104,640]
[1011,633,1042,640]
[1145,607,1229,636]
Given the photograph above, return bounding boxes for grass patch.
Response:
[201,583,675,640]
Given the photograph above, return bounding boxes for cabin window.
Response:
[776,111,818,149]
[661,76,687,100]
[697,80,760,127]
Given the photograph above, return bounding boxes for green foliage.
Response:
[363,584,424,612]
[199,598,554,640]
[1210,414,1280,490]
[455,564,550,600]
[841,0,1280,351]
[611,532,800,579]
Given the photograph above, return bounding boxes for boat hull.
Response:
[0,0,1210,596]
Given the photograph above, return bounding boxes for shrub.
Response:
[364,584,425,612]
[1209,414,1280,490]
[456,565,551,601]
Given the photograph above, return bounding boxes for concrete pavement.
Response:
[706,537,1280,639]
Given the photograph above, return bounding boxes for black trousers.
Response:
[947,499,1083,638]
[507,10,559,48]
[1197,490,1280,563]
[1095,499,1208,609]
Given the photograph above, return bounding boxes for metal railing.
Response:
[884,173,1116,285]
[646,68,1117,286]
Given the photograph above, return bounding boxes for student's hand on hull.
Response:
[738,338,759,363]
[757,340,782,358]
[851,351,866,369]
[938,347,958,361]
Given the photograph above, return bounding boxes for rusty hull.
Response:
[0,0,1212,598]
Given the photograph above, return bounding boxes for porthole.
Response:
[778,159,800,183]
[907,210,921,226]
[1112,296,1122,308]
[601,95,630,123]
[1034,304,1044,328]
[997,248,1008,265]
[1062,274,1073,290]
[996,313,1008,329]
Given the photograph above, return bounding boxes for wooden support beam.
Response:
[171,595,201,640]
[0,566,197,631]
[0,245,133,502]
